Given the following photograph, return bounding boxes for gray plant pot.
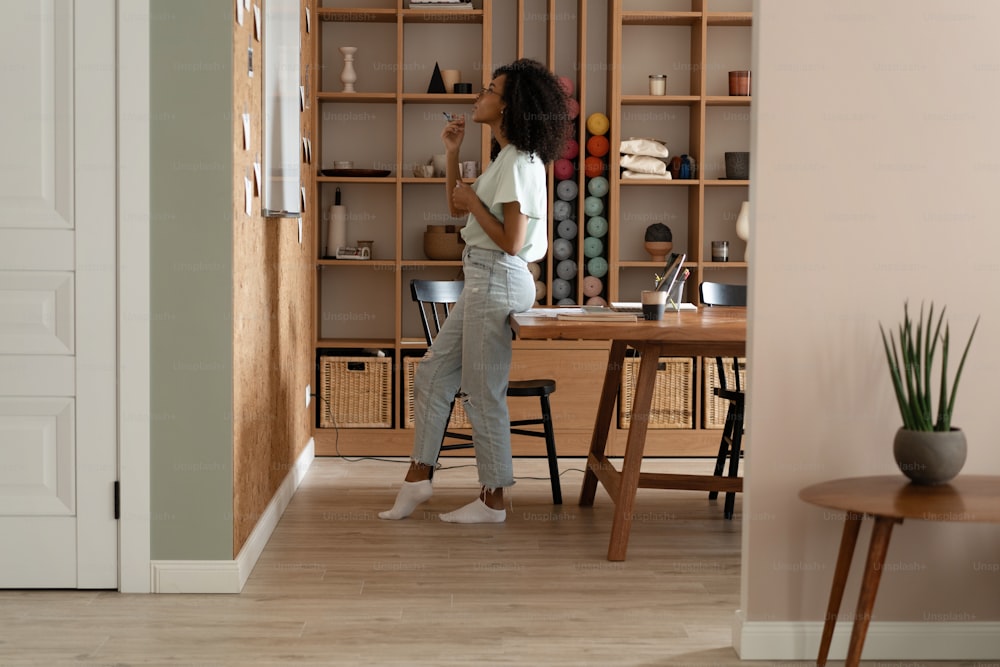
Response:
[893,427,967,485]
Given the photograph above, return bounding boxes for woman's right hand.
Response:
[441,115,465,153]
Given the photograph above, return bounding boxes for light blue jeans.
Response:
[411,246,536,489]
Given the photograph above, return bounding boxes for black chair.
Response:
[698,281,747,520]
[410,279,562,504]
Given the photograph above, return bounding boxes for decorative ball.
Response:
[557,218,578,240]
[557,297,577,306]
[586,296,608,307]
[553,199,573,221]
[528,262,541,280]
[566,98,580,119]
[551,278,572,300]
[561,138,579,161]
[554,158,575,181]
[583,236,604,258]
[584,156,605,178]
[587,256,608,278]
[534,280,547,301]
[584,196,604,217]
[587,176,609,198]
[552,237,574,261]
[586,134,610,157]
[556,259,578,280]
[586,216,608,238]
[558,75,575,97]
[586,112,610,136]
[644,222,672,242]
[556,179,578,201]
[582,275,603,297]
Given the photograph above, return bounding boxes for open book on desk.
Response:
[611,301,698,313]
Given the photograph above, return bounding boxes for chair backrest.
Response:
[699,281,747,308]
[410,279,464,346]
[699,282,747,392]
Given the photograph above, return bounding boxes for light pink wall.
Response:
[744,0,1000,626]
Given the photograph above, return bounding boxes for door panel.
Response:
[0,0,118,589]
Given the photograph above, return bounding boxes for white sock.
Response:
[378,480,432,520]
[439,498,506,524]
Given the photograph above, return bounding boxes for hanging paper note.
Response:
[242,111,251,150]
[253,5,261,41]
[236,0,244,25]
[253,156,261,194]
[245,175,253,216]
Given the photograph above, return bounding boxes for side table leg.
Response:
[580,340,627,507]
[817,513,863,667]
[845,516,899,667]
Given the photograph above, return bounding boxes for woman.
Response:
[380,59,570,523]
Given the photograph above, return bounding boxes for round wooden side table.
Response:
[799,475,1000,667]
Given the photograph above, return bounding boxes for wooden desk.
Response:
[799,475,1000,667]
[510,307,747,561]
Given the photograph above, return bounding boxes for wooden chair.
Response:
[410,279,562,504]
[698,281,747,519]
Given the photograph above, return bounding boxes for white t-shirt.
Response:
[460,143,548,263]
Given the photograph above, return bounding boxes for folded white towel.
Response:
[619,137,670,158]
[622,170,673,180]
[620,153,668,174]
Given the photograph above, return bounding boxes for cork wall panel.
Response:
[231,0,316,556]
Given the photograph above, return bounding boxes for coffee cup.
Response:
[641,290,667,321]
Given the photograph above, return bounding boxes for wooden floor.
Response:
[0,457,973,666]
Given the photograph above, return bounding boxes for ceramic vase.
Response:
[893,427,967,485]
[340,46,357,93]
[644,241,672,262]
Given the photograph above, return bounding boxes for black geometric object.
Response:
[427,62,446,94]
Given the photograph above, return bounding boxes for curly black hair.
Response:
[490,59,571,164]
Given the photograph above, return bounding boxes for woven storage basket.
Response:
[619,356,693,429]
[402,356,470,428]
[319,356,392,428]
[703,357,746,429]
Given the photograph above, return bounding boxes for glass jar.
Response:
[648,74,667,96]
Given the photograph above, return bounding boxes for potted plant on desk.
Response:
[880,302,979,484]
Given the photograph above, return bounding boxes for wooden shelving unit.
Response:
[308,0,750,458]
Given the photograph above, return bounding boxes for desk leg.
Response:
[580,340,627,508]
[845,516,898,667]
[817,513,863,667]
[606,342,658,561]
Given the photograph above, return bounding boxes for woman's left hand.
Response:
[450,180,480,215]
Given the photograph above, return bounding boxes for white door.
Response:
[0,0,118,588]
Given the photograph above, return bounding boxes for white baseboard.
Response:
[150,439,315,594]
[734,610,1000,660]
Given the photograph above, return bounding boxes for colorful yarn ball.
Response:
[551,278,572,301]
[557,218,578,240]
[584,156,605,178]
[587,256,608,278]
[555,179,578,201]
[554,158,575,181]
[561,138,579,161]
[556,259,578,280]
[583,236,604,258]
[586,134,610,157]
[582,275,603,297]
[586,216,608,238]
[587,176,609,198]
[584,196,604,217]
[553,199,573,221]
[552,238,574,261]
[586,112,610,136]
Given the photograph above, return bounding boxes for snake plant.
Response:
[880,302,979,432]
